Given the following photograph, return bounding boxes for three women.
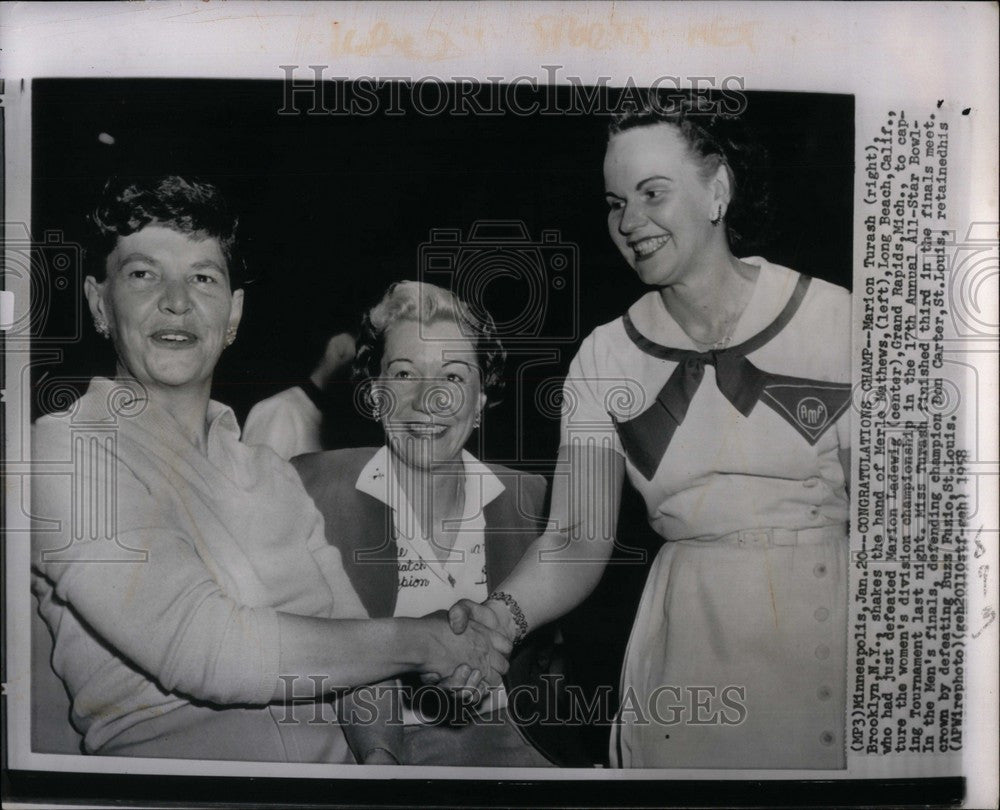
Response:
[33,98,851,769]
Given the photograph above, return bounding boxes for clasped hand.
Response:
[418,601,513,701]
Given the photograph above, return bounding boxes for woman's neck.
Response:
[659,244,759,348]
[391,453,466,556]
[116,366,212,452]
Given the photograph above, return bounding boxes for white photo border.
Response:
[2,2,996,808]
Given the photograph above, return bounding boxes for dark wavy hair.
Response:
[86,176,244,288]
[353,281,507,407]
[608,98,773,251]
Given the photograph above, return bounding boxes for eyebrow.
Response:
[190,259,226,272]
[384,358,475,370]
[637,175,674,188]
[118,252,160,268]
[118,254,227,274]
[604,175,675,197]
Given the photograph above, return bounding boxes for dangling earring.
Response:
[473,411,481,429]
[368,384,385,422]
[95,318,111,339]
[224,326,238,347]
[711,204,724,226]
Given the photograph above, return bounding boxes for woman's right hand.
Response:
[414,611,511,689]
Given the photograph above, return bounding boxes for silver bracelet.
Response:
[488,590,528,645]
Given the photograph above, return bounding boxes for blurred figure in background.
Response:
[243,330,357,459]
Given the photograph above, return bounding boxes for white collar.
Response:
[83,376,241,443]
[355,446,505,519]
[626,257,798,350]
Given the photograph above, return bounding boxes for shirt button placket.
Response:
[809,542,836,760]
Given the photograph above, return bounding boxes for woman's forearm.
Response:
[487,443,625,637]
[496,527,615,636]
[272,615,422,700]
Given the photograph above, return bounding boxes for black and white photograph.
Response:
[2,3,997,808]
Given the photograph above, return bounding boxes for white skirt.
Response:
[612,524,848,770]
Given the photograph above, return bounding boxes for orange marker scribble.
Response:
[330,19,467,62]
[687,18,761,53]
[532,14,650,53]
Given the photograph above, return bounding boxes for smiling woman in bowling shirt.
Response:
[448,101,853,770]
[293,281,585,767]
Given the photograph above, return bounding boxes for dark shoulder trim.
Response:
[622,273,812,360]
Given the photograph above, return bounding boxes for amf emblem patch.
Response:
[760,377,851,444]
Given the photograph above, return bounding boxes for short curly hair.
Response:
[608,98,773,252]
[86,175,244,288]
[354,281,507,406]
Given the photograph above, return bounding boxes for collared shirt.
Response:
[355,446,507,720]
[31,378,365,760]
[560,259,851,542]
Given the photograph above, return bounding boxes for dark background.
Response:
[30,79,854,764]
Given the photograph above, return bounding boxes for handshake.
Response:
[417,596,521,700]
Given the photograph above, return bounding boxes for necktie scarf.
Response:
[612,274,848,480]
